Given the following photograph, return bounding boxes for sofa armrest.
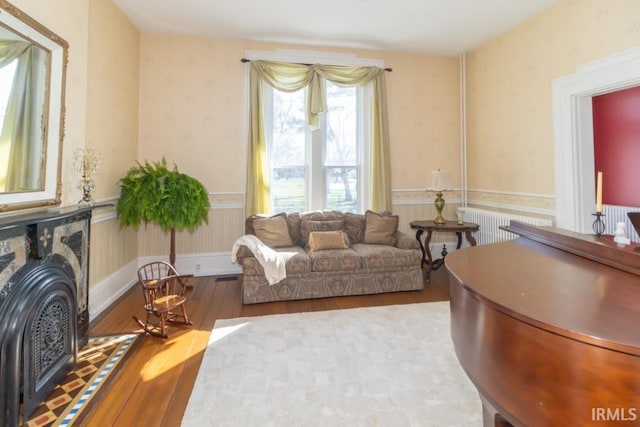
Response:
[394,231,419,250]
[232,234,275,265]
[234,245,255,264]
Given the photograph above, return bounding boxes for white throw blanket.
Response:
[231,235,287,285]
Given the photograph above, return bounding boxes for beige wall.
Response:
[12,0,89,206]
[87,0,140,199]
[137,35,461,256]
[9,0,140,287]
[85,0,140,284]
[466,0,640,211]
[138,36,460,191]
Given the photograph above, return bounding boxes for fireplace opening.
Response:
[0,261,78,425]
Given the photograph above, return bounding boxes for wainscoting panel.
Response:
[393,200,461,245]
[87,191,561,316]
[85,190,568,319]
[137,207,245,258]
[88,214,137,288]
[89,259,138,320]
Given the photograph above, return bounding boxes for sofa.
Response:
[233,210,424,304]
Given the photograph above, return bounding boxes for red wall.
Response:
[593,85,640,207]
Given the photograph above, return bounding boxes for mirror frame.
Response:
[0,0,68,212]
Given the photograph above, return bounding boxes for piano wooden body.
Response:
[445,221,640,427]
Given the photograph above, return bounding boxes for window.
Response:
[264,81,369,213]
[244,55,391,216]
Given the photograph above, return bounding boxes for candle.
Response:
[596,171,603,213]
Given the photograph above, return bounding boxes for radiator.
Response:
[603,205,640,243]
[461,207,553,245]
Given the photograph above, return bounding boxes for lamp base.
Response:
[77,178,95,207]
[434,192,446,224]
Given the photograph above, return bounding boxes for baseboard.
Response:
[173,252,242,277]
[89,252,241,319]
[89,259,139,320]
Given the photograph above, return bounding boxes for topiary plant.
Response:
[117,158,209,266]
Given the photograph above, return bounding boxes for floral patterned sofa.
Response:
[233,210,424,304]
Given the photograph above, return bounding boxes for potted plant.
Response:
[117,158,209,266]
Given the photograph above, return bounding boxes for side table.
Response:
[409,220,479,281]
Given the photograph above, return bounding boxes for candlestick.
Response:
[73,148,101,207]
[595,171,603,213]
[592,212,605,237]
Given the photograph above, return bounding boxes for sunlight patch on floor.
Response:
[207,322,249,346]
[140,329,210,382]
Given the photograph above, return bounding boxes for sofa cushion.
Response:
[300,216,345,247]
[352,243,421,269]
[309,248,361,272]
[278,246,311,274]
[345,212,365,244]
[363,210,398,245]
[253,213,293,247]
[308,231,350,252]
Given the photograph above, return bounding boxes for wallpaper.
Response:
[465,0,640,196]
[137,36,462,192]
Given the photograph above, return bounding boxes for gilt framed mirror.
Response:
[0,0,68,212]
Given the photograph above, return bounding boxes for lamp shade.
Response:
[427,170,452,192]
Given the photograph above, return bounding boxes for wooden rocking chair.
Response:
[133,261,193,338]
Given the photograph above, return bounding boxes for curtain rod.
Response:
[240,58,392,72]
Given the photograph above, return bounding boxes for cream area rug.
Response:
[182,302,482,427]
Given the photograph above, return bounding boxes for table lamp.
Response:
[427,170,452,224]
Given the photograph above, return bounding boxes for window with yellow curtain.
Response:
[245,59,391,216]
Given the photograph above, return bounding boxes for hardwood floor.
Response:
[83,267,451,426]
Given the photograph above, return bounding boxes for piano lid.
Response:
[502,220,640,277]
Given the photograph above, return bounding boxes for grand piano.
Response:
[445,221,640,427]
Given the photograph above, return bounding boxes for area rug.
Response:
[182,302,481,426]
[25,333,140,427]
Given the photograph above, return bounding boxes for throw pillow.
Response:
[308,231,350,252]
[363,210,398,245]
[253,213,293,248]
[300,219,345,247]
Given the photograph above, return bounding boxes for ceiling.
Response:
[113,0,558,56]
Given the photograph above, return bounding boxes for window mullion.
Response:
[309,118,324,211]
[263,86,274,183]
[359,85,370,213]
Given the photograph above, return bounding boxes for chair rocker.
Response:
[134,261,193,338]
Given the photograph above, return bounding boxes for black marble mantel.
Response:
[0,204,108,425]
